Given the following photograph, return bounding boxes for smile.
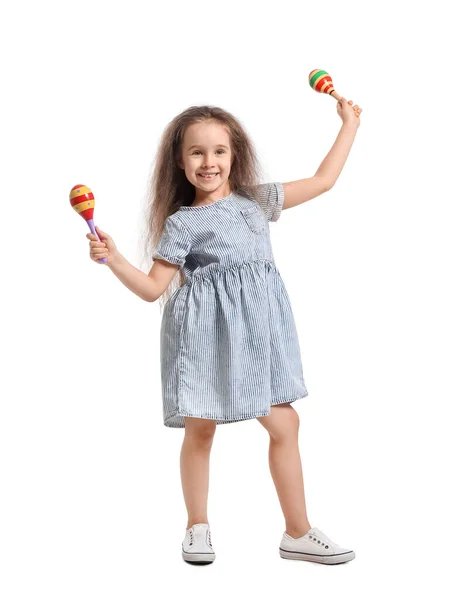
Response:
[198,173,219,179]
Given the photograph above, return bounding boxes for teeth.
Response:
[199,173,218,178]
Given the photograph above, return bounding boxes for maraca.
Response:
[308,69,341,102]
[69,184,107,264]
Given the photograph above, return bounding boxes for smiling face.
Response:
[178,120,234,204]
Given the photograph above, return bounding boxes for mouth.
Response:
[198,173,219,180]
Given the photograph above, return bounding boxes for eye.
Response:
[191,149,226,155]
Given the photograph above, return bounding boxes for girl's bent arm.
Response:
[315,122,359,189]
[107,253,177,302]
[282,122,359,210]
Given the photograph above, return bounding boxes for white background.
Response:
[1,0,467,598]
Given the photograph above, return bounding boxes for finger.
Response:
[95,226,107,237]
[90,241,106,248]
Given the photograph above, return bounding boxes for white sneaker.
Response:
[182,523,216,564]
[279,526,355,565]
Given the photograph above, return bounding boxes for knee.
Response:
[184,418,216,448]
[269,405,300,442]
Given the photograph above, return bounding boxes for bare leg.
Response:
[257,403,311,538]
[180,417,217,529]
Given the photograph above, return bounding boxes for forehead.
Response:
[183,121,230,148]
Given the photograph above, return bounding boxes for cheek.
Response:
[186,159,198,170]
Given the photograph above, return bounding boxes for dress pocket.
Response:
[240,205,266,234]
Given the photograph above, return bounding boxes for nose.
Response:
[202,153,216,168]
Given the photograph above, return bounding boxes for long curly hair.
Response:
[140,105,266,312]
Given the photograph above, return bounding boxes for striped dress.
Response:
[153,182,309,428]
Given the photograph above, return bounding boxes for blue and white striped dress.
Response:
[153,182,309,428]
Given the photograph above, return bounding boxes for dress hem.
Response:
[163,389,309,428]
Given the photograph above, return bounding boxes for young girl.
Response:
[87,98,362,566]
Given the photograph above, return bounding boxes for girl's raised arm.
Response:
[282,97,361,210]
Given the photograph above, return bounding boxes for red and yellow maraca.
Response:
[308,69,341,101]
[69,184,107,264]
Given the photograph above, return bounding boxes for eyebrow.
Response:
[187,144,229,150]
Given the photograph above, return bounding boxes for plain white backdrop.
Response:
[1,0,467,598]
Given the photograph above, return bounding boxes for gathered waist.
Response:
[186,259,278,283]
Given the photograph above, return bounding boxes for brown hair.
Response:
[140,105,266,312]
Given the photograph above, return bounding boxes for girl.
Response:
[87,98,362,565]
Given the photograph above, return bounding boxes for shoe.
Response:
[182,523,216,564]
[279,526,355,565]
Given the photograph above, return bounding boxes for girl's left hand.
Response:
[337,97,362,128]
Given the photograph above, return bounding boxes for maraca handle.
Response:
[331,90,341,102]
[87,219,107,264]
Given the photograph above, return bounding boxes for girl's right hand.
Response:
[86,226,119,265]
[337,97,362,128]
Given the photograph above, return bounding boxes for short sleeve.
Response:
[253,182,284,222]
[152,215,192,267]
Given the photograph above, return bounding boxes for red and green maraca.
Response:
[69,184,107,264]
[308,69,341,101]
